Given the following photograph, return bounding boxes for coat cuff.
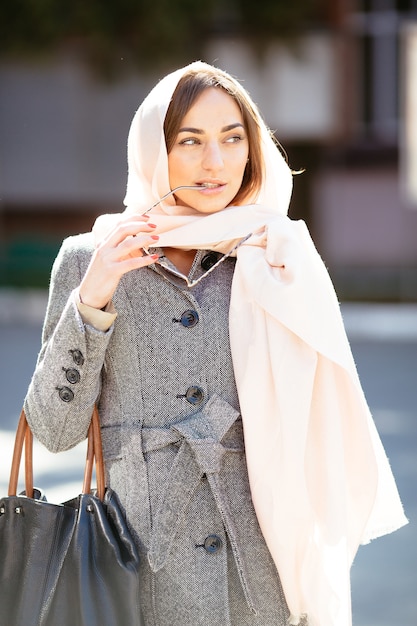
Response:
[75,289,117,332]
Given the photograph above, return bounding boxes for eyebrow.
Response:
[177,123,245,134]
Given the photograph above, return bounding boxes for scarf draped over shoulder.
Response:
[93,62,407,626]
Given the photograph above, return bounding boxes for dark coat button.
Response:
[185,386,204,405]
[63,367,80,384]
[204,535,223,553]
[201,252,220,271]
[180,310,199,328]
[69,349,84,366]
[56,386,74,402]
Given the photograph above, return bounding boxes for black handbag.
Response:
[0,406,141,626]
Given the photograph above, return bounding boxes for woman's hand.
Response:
[79,215,159,310]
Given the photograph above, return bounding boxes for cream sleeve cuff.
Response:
[75,290,117,332]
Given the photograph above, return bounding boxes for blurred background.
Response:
[0,1,416,625]
[1,0,417,297]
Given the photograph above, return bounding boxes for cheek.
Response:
[168,151,195,179]
[235,154,249,183]
[235,145,249,172]
[167,155,182,185]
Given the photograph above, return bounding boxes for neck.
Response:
[163,247,196,276]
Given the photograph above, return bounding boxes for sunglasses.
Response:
[142,185,253,288]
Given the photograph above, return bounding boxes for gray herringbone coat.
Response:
[25,233,292,626]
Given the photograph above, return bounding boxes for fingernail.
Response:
[151,235,159,240]
[148,223,157,228]
[151,253,160,260]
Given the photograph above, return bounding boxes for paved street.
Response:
[0,295,416,626]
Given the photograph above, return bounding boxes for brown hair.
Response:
[164,66,264,206]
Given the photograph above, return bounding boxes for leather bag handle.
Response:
[8,406,105,501]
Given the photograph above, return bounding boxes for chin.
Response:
[195,195,237,214]
[195,204,229,215]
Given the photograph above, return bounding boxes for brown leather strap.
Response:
[25,424,33,496]
[8,409,27,497]
[91,404,105,500]
[82,405,105,500]
[8,407,106,501]
[82,418,95,497]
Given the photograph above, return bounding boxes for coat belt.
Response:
[143,394,257,614]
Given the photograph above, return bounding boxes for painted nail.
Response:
[148,223,157,228]
[151,235,159,240]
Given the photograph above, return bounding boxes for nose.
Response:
[202,141,224,171]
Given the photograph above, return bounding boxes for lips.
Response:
[196,180,226,189]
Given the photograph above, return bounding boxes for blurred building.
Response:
[0,0,416,300]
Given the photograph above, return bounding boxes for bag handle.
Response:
[82,405,105,500]
[8,406,105,501]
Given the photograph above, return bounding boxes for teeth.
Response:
[200,182,220,188]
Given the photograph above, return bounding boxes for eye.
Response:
[179,137,200,146]
[225,134,245,144]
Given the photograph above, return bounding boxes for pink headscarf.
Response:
[94,61,407,626]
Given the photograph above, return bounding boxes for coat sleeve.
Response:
[24,234,114,452]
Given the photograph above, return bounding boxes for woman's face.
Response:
[167,87,249,213]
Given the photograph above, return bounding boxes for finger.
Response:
[115,251,160,274]
[118,233,160,258]
[102,217,157,248]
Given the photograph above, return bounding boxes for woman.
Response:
[25,62,406,626]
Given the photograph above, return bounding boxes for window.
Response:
[350,0,417,142]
